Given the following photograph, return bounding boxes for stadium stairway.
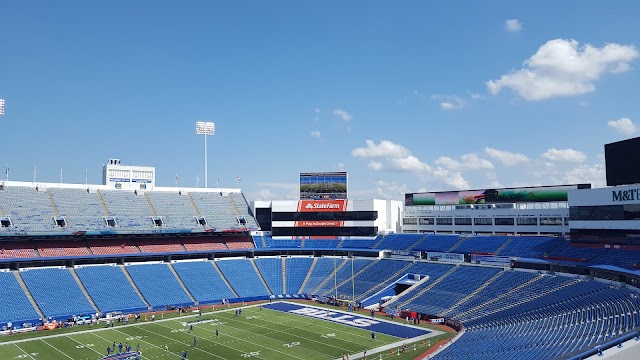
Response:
[120,266,152,311]
[144,193,158,217]
[250,258,273,296]
[358,261,415,300]
[69,268,100,314]
[210,260,239,298]
[454,273,544,321]
[493,237,513,256]
[187,193,202,218]
[297,257,317,293]
[46,190,61,218]
[441,270,505,317]
[310,258,348,294]
[464,277,583,325]
[13,271,45,320]
[380,271,436,309]
[408,234,430,250]
[395,265,459,309]
[96,190,110,216]
[446,237,467,252]
[228,195,241,217]
[372,234,386,249]
[168,263,198,305]
[281,257,287,294]
[320,259,379,297]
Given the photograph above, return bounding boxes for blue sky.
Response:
[1,1,639,203]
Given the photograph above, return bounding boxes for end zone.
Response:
[263,301,439,339]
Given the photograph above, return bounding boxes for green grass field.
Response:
[0,303,452,360]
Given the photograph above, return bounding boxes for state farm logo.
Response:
[298,200,347,212]
[305,203,340,209]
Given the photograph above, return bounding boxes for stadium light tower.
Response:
[195,121,215,188]
[0,99,5,116]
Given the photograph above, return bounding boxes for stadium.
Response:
[0,142,639,360]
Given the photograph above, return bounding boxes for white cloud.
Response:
[505,19,523,33]
[542,148,587,162]
[368,161,383,171]
[353,140,431,173]
[562,163,605,187]
[435,153,494,171]
[333,109,352,121]
[487,39,639,100]
[470,93,484,100]
[484,147,529,166]
[608,117,637,135]
[432,94,464,110]
[252,182,300,201]
[440,102,456,110]
[352,140,411,158]
[310,130,321,138]
[314,108,320,113]
[432,167,469,189]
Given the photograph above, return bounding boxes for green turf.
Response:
[0,304,441,360]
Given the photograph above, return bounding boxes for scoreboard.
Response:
[300,172,347,200]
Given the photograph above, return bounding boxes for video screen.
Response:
[300,172,347,200]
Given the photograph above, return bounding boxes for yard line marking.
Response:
[128,323,229,360]
[188,309,350,356]
[13,344,36,360]
[41,339,75,359]
[65,335,104,356]
[90,330,164,359]
[155,320,305,360]
[167,315,336,359]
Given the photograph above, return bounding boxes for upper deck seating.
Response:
[0,187,58,232]
[49,188,106,231]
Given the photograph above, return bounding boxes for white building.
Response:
[402,185,590,236]
[569,185,640,244]
[102,159,155,190]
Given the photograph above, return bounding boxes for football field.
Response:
[0,302,450,360]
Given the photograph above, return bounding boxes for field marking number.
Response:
[240,351,260,357]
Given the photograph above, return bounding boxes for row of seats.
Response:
[0,236,254,258]
[1,257,638,360]
[0,186,257,232]
[253,234,640,270]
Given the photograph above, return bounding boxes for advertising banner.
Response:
[471,255,511,266]
[297,200,348,212]
[294,220,344,227]
[426,252,464,263]
[406,184,589,206]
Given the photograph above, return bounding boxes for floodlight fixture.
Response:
[195,121,215,188]
[0,99,5,116]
